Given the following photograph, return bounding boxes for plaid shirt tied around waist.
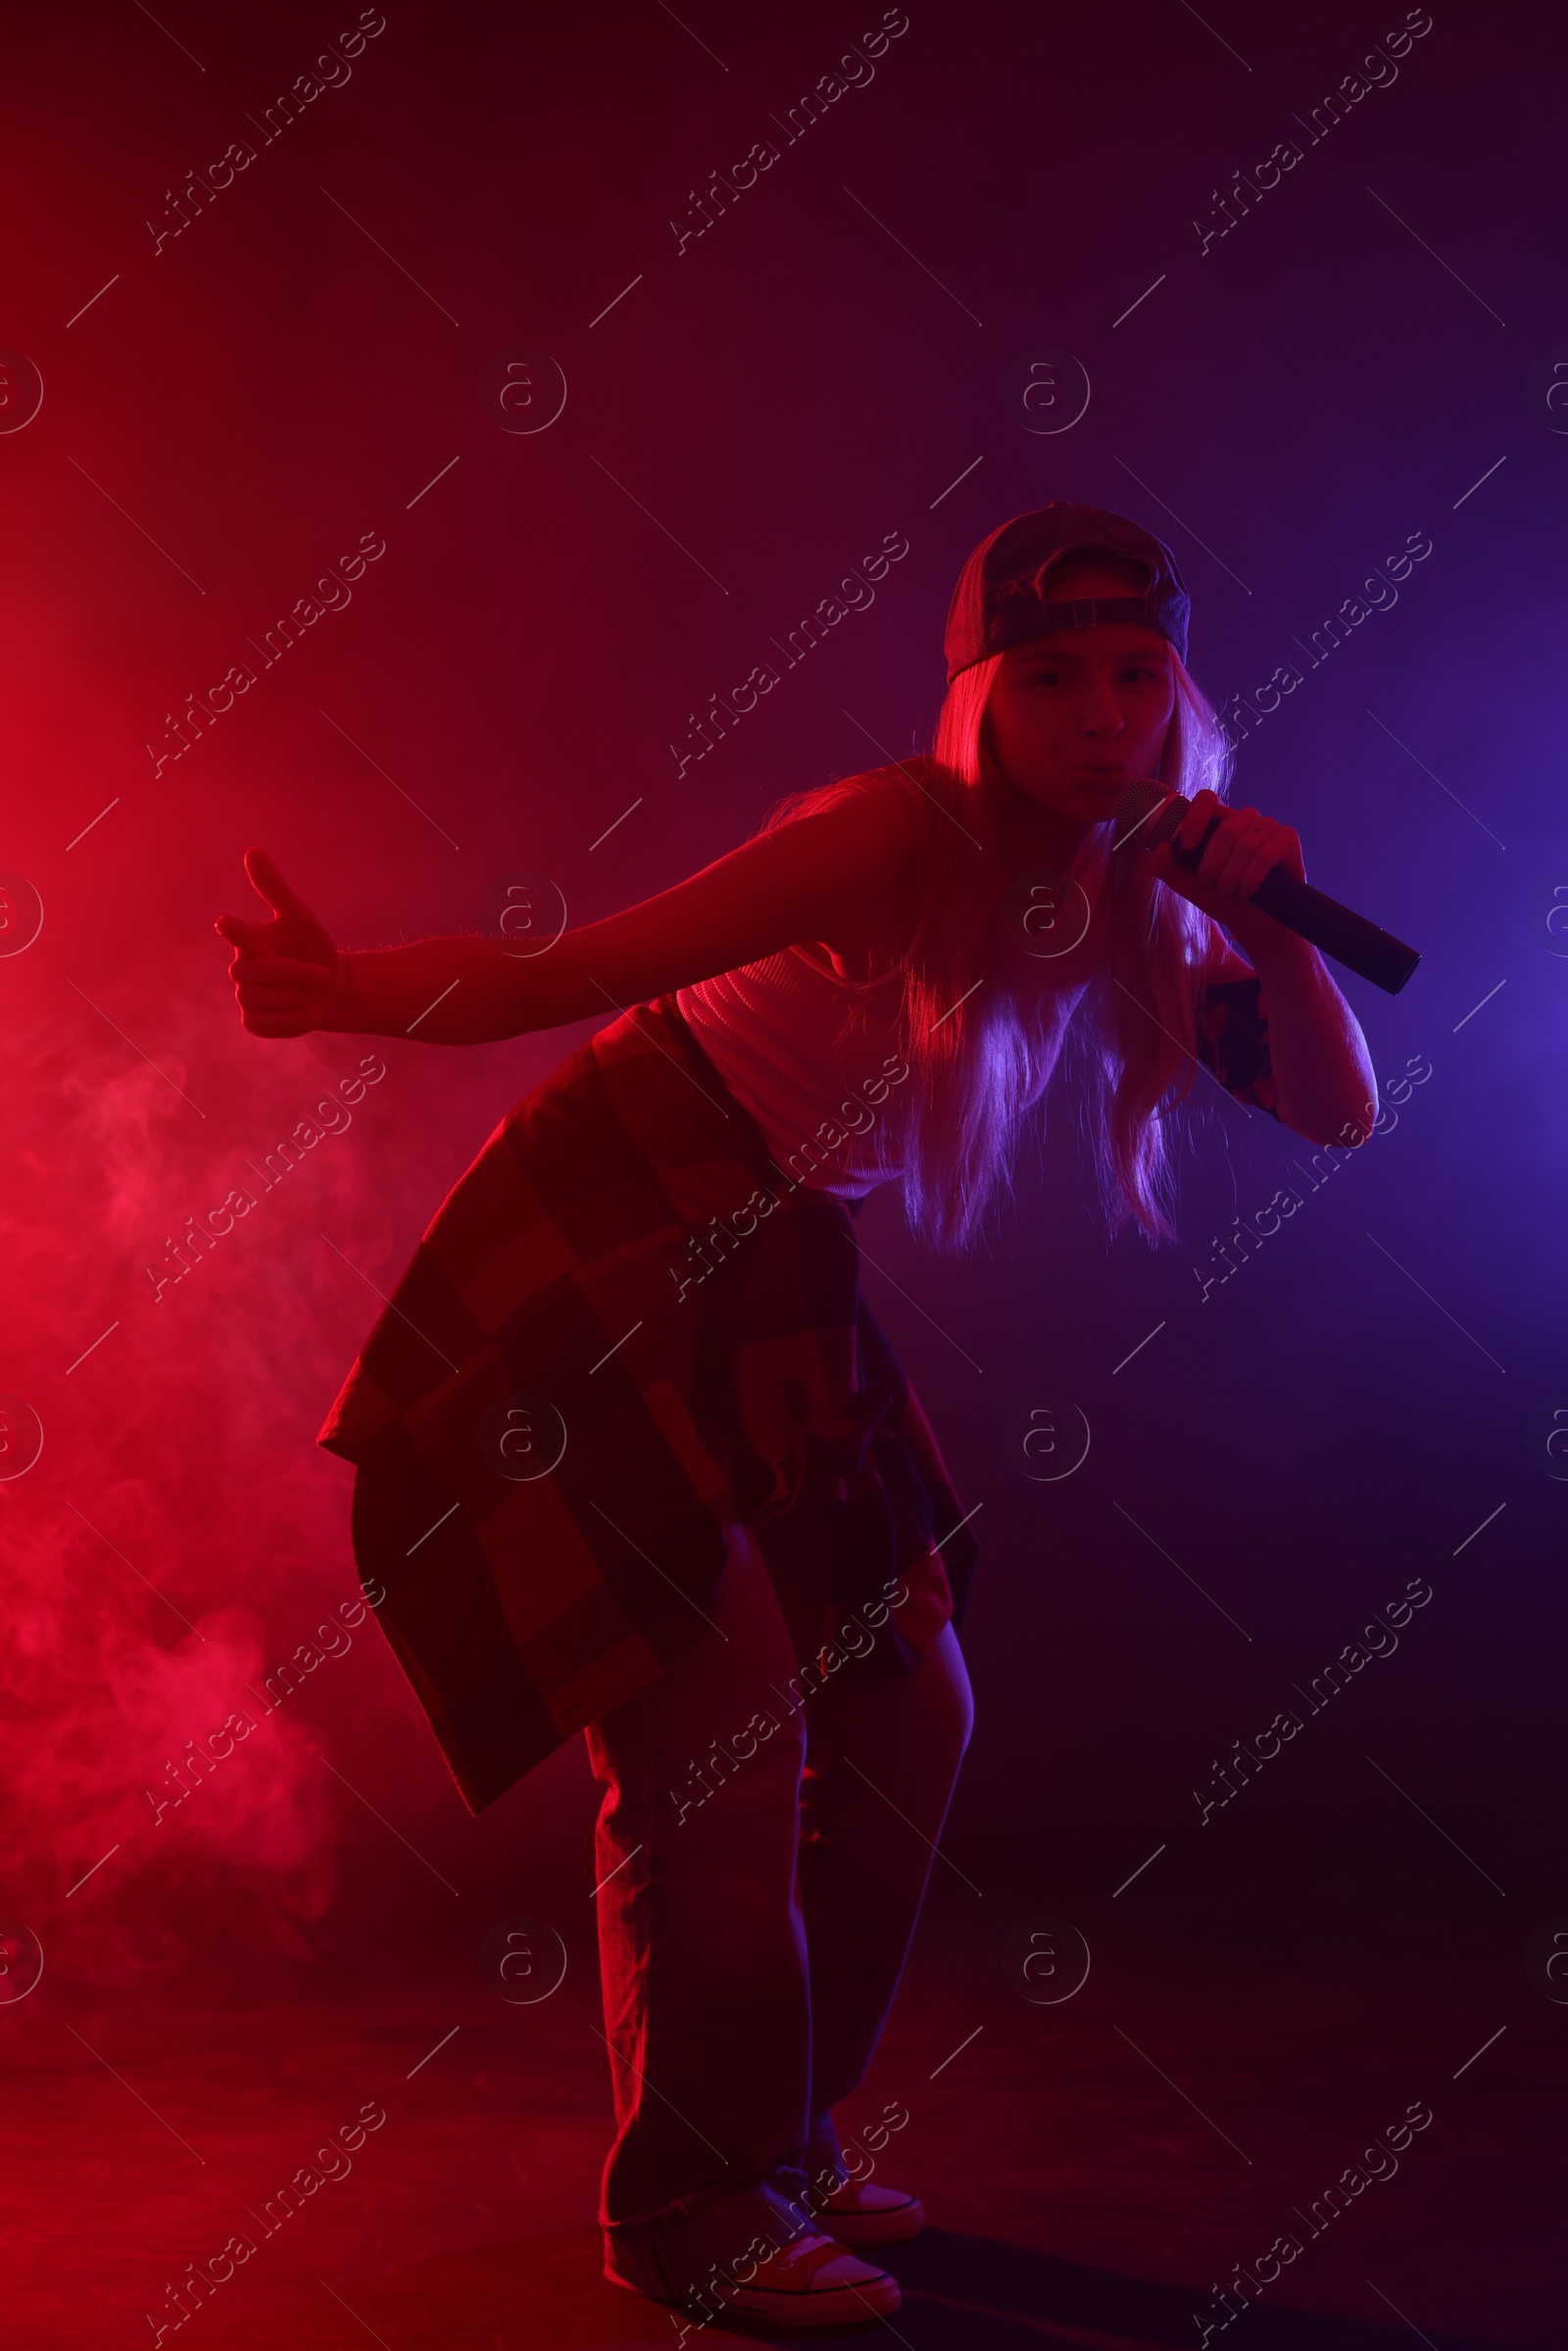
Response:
[316,993,975,1814]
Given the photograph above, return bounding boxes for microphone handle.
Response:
[1250,867,1421,995]
[1170,818,1421,996]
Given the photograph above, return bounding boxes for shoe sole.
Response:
[607,2264,903,2328]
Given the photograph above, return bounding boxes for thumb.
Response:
[242,847,316,922]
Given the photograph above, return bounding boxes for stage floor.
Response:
[6,1934,1555,2349]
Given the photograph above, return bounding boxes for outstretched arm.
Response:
[1152,789,1379,1147]
[217,776,923,1044]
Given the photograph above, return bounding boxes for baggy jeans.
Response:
[585,1516,974,2310]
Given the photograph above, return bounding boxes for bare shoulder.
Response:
[793,763,933,978]
[785,761,931,871]
[546,760,938,1011]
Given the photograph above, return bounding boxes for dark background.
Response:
[0,1,1561,2336]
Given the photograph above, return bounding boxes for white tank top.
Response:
[676,942,915,1201]
[675,827,1113,1201]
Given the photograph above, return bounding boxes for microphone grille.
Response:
[1113,777,1182,849]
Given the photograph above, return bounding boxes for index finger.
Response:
[226,952,335,987]
[215,913,271,952]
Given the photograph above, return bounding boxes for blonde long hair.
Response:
[760,652,1234,1253]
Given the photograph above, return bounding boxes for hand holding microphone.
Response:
[1113,781,1421,996]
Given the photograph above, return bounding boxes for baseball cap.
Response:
[943,501,1190,681]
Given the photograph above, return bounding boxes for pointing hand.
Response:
[215,850,346,1037]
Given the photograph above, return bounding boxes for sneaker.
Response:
[608,2227,902,2329]
[809,2176,925,2245]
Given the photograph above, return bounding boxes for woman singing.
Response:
[217,503,1377,2331]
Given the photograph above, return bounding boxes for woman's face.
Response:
[982,556,1176,828]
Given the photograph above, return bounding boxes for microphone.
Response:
[1113,780,1421,997]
